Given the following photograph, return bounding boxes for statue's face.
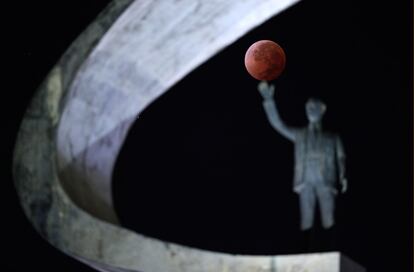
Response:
[306,98,326,123]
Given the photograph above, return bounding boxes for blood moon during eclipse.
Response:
[244,40,286,81]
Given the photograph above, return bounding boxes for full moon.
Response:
[244,40,286,81]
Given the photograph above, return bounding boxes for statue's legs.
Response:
[315,186,335,229]
[299,184,335,230]
[299,185,316,230]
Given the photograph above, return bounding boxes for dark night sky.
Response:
[5,0,413,271]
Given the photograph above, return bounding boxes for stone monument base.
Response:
[273,252,365,272]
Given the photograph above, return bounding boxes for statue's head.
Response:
[306,98,326,123]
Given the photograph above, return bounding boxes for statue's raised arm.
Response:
[258,81,296,141]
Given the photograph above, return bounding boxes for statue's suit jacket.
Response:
[262,99,345,193]
[293,129,345,194]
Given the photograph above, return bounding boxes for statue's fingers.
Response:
[258,82,266,92]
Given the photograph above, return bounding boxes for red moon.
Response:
[244,40,286,81]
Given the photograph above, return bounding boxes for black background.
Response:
[5,0,413,271]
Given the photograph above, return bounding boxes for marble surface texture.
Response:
[13,0,365,271]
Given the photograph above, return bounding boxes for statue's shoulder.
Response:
[294,128,307,137]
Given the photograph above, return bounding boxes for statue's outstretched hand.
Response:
[258,81,275,100]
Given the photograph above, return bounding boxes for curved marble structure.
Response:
[10,0,335,271]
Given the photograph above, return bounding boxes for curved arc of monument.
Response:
[13,0,300,271]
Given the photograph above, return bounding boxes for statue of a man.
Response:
[258,81,347,230]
